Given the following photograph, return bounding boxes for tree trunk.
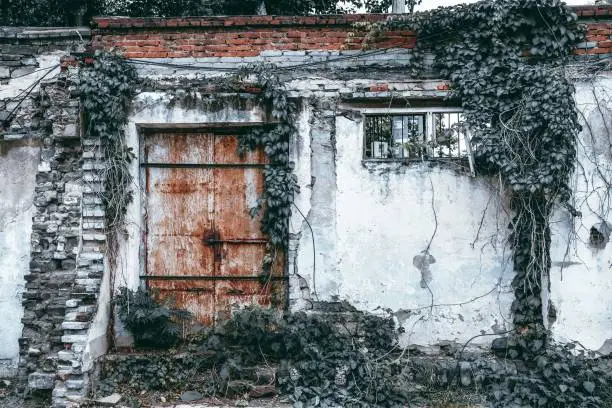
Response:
[257,1,267,15]
[392,0,405,13]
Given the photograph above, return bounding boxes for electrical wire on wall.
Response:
[292,202,319,302]
[1,63,60,130]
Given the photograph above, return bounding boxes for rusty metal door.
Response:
[140,126,286,326]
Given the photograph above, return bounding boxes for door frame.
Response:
[136,123,290,321]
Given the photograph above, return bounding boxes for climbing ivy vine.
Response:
[381,0,581,334]
[80,52,138,246]
[226,64,300,273]
[371,0,612,406]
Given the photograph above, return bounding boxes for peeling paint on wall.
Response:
[549,77,612,352]
[413,250,436,289]
[115,78,612,352]
[0,140,39,377]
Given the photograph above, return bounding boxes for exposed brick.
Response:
[369,84,389,92]
[89,8,609,60]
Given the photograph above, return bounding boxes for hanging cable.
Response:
[292,202,319,302]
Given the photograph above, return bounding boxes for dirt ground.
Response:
[0,379,51,408]
[1,377,487,408]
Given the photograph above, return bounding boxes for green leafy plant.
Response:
[114,287,193,348]
[227,64,300,272]
[490,340,612,407]
[80,51,138,237]
[205,307,409,408]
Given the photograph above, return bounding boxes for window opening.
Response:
[363,110,473,167]
[433,112,469,159]
[365,114,426,159]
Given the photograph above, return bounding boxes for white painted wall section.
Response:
[305,115,515,348]
[549,76,612,352]
[0,141,39,377]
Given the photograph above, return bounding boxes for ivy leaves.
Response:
[490,341,611,407]
[378,3,599,407]
[81,52,138,232]
[230,64,300,268]
[261,166,299,246]
[390,0,582,201]
[81,52,138,140]
[208,307,405,408]
[384,0,582,327]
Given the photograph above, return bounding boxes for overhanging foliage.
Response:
[1,0,418,26]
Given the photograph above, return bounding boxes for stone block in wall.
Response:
[0,59,23,67]
[20,57,37,66]
[60,334,87,344]
[11,66,36,78]
[51,122,79,140]
[0,44,37,55]
[0,54,21,60]
[61,322,90,331]
[28,372,55,389]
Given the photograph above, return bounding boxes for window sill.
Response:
[361,157,469,163]
[361,157,474,175]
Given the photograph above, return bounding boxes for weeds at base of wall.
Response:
[101,302,612,408]
[0,380,52,408]
[101,303,413,407]
[113,287,193,349]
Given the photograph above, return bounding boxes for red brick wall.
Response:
[92,6,611,60]
[92,15,415,58]
[576,22,612,57]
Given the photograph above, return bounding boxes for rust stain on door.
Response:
[142,130,285,326]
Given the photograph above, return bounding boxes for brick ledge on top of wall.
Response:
[90,7,611,60]
[573,5,612,18]
[0,27,90,40]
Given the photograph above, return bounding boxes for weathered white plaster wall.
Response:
[294,114,514,348]
[288,103,315,310]
[549,75,612,352]
[0,140,39,377]
[119,89,515,349]
[0,53,64,377]
[82,256,110,372]
[116,78,612,352]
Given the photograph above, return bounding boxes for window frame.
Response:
[360,106,475,176]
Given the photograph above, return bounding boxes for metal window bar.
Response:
[364,115,425,159]
[432,112,469,159]
[361,109,476,175]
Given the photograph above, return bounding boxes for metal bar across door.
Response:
[140,128,286,326]
[140,162,273,168]
[140,275,289,281]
